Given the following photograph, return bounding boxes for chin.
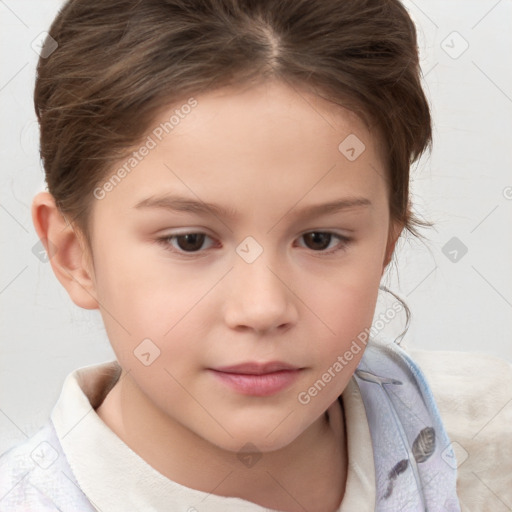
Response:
[203,418,308,455]
[213,434,297,457]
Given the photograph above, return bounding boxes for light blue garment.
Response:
[0,416,96,511]
[0,340,460,511]
[354,341,461,511]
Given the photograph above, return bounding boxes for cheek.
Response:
[92,250,214,361]
[306,254,382,368]
[306,279,379,405]
[314,258,382,332]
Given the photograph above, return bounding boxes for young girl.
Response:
[1,0,510,510]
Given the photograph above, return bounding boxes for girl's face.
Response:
[86,79,399,453]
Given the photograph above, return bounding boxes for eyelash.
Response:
[156,231,352,257]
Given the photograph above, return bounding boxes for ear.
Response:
[31,191,99,310]
[382,219,403,274]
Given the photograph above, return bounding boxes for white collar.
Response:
[50,360,375,511]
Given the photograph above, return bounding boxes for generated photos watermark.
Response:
[93,97,198,200]
[297,301,403,405]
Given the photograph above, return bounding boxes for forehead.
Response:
[92,80,388,223]
[167,79,378,152]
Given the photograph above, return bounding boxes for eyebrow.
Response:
[134,194,372,220]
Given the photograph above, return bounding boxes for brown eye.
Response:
[302,232,332,251]
[299,232,351,254]
[157,231,350,257]
[158,233,214,254]
[175,233,206,252]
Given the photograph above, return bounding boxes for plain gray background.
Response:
[1,0,511,455]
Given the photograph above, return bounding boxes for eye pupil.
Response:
[177,233,205,252]
[304,232,331,250]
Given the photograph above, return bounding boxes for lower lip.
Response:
[208,369,302,396]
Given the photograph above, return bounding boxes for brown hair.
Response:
[35,0,433,342]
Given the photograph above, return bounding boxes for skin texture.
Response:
[33,79,402,512]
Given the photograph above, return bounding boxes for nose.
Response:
[223,252,298,334]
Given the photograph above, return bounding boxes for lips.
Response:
[208,361,303,396]
[212,361,301,375]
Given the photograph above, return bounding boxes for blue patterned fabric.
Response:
[0,418,96,511]
[354,341,461,511]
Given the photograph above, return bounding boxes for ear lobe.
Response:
[31,191,99,310]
